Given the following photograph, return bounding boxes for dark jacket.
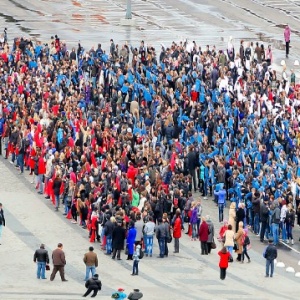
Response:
[104,220,115,237]
[33,248,49,263]
[236,207,245,223]
[128,291,144,300]
[264,244,277,260]
[156,223,168,239]
[0,208,5,226]
[85,276,102,290]
[112,225,126,250]
[252,197,260,214]
[260,202,269,222]
[187,151,197,171]
[53,178,63,196]
[52,248,66,266]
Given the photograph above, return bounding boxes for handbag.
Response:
[46,264,50,271]
[211,239,216,249]
[233,241,239,251]
[167,236,172,243]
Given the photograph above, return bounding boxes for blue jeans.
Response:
[106,235,112,254]
[272,223,279,245]
[192,223,198,239]
[17,153,24,173]
[280,222,287,241]
[0,224,3,242]
[54,194,60,209]
[248,209,253,227]
[253,213,260,235]
[145,235,153,255]
[37,174,44,193]
[266,259,274,277]
[85,266,96,281]
[158,238,165,257]
[286,223,293,240]
[226,246,233,256]
[218,203,224,222]
[132,260,139,275]
[37,262,46,279]
[63,195,69,214]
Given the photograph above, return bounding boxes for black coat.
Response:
[112,225,126,250]
[85,277,102,290]
[33,248,49,263]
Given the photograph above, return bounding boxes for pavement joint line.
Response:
[279,241,300,255]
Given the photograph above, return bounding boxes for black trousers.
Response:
[260,221,268,242]
[112,249,121,259]
[0,135,2,155]
[83,288,98,297]
[201,241,208,255]
[220,267,227,280]
[286,41,290,56]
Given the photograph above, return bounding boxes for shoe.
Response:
[45,196,50,199]
[204,197,208,200]
[286,240,290,244]
[9,161,13,164]
[37,191,42,194]
[265,275,269,277]
[270,275,273,278]
[41,277,47,279]
[117,258,121,260]
[292,239,294,245]
[248,259,251,263]
[111,257,115,260]
[131,273,135,276]
[62,279,68,282]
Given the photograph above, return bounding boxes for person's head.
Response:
[221,246,227,254]
[228,224,232,230]
[202,216,206,222]
[0,203,2,208]
[93,274,99,278]
[175,209,181,217]
[223,220,228,226]
[230,202,236,209]
[206,215,211,221]
[40,243,45,249]
[238,221,243,228]
[268,238,274,244]
[89,246,94,252]
[57,243,63,249]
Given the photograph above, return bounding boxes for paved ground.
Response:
[1,154,300,299]
[1,0,300,298]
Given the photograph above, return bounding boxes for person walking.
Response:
[50,243,68,281]
[284,24,291,58]
[218,246,231,280]
[263,239,278,278]
[0,203,5,245]
[241,229,251,263]
[83,274,102,298]
[234,221,244,262]
[83,246,98,281]
[199,216,209,255]
[53,173,63,211]
[214,185,226,223]
[224,224,234,262]
[128,289,143,300]
[172,209,182,253]
[112,221,126,260]
[206,215,215,254]
[33,243,49,279]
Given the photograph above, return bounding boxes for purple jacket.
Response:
[284,26,291,42]
[190,207,198,224]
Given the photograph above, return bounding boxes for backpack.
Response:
[244,235,250,246]
[139,249,144,259]
[111,293,120,299]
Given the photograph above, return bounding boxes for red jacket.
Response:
[173,217,182,239]
[127,165,137,183]
[218,251,231,268]
[38,157,46,175]
[199,221,209,242]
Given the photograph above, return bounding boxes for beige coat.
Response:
[224,229,235,247]
[235,228,244,255]
[228,208,236,232]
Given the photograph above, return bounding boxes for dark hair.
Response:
[89,246,94,251]
[57,243,63,248]
[228,224,232,230]
[221,246,227,254]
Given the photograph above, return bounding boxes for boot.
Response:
[248,258,251,263]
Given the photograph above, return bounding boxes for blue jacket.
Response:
[214,189,226,204]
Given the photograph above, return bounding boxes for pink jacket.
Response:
[284,26,291,42]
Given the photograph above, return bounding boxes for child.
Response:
[241,229,251,263]
[218,246,231,280]
[131,244,141,276]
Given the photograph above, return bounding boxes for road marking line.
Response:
[280,241,300,255]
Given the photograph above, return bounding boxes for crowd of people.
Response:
[1,27,300,281]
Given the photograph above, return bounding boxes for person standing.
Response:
[143,216,155,257]
[112,221,126,260]
[263,239,278,278]
[187,146,198,192]
[126,221,137,260]
[50,243,68,282]
[206,215,215,254]
[83,246,98,281]
[271,202,281,246]
[33,244,49,279]
[218,246,231,280]
[284,24,291,58]
[0,203,5,245]
[131,244,141,276]
[128,289,143,300]
[199,216,209,255]
[260,199,270,243]
[156,218,167,258]
[214,185,226,223]
[172,209,182,253]
[82,274,102,298]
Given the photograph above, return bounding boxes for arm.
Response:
[95,255,98,268]
[46,251,49,264]
[33,250,37,262]
[83,254,87,264]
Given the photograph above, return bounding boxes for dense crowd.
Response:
[1,29,300,265]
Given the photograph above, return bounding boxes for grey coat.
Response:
[207,219,215,243]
